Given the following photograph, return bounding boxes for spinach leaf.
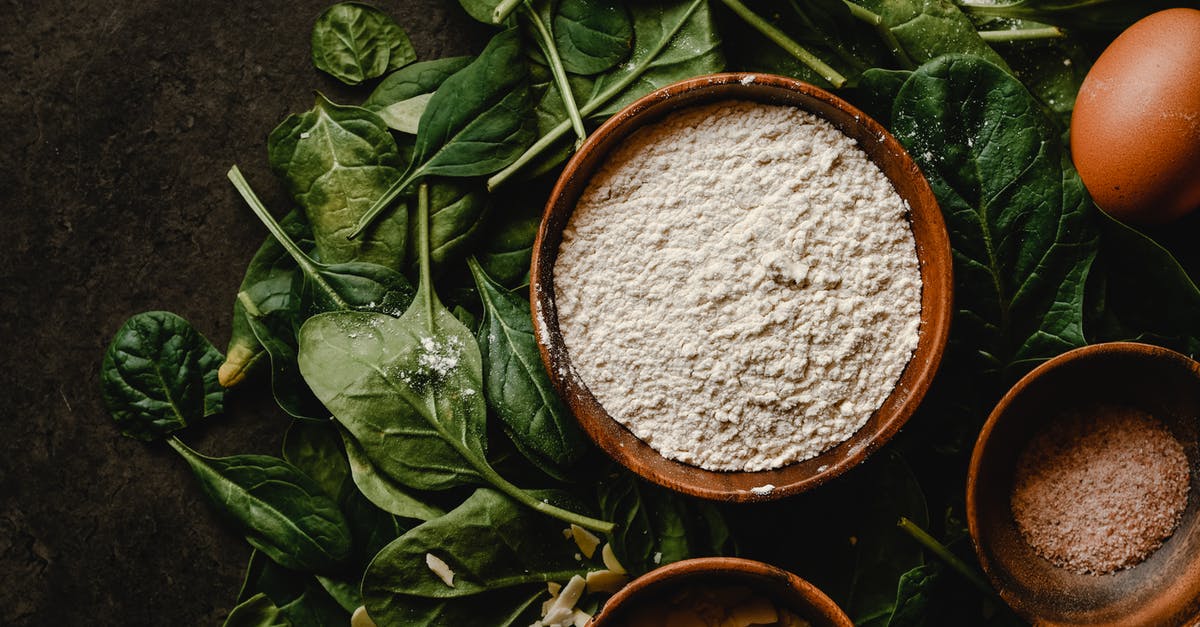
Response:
[363,57,474,111]
[311,2,417,85]
[955,0,1174,31]
[889,54,1098,381]
[367,588,543,627]
[352,28,535,237]
[363,57,474,134]
[476,193,542,287]
[241,289,327,422]
[882,564,942,627]
[300,183,612,533]
[457,0,504,24]
[339,426,447,521]
[268,95,408,266]
[999,37,1092,127]
[220,211,310,388]
[1085,213,1200,356]
[408,179,490,273]
[487,0,723,188]
[238,551,350,627]
[598,473,732,576]
[467,257,587,471]
[282,420,349,500]
[585,0,724,118]
[223,593,291,627]
[553,0,633,75]
[847,453,929,626]
[855,68,912,126]
[101,311,224,441]
[229,166,414,318]
[719,0,889,88]
[854,0,1010,71]
[364,489,588,605]
[168,438,353,574]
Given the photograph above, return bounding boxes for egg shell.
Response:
[1070,8,1200,224]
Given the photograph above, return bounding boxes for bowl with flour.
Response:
[531,73,952,501]
[968,342,1200,625]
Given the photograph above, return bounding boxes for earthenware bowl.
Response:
[968,342,1200,626]
[589,557,853,627]
[529,72,953,501]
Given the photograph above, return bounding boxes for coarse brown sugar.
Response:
[1010,405,1190,575]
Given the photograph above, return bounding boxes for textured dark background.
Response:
[0,1,484,624]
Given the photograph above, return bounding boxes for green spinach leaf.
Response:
[169,438,353,574]
[477,193,542,287]
[889,54,1098,381]
[220,210,310,388]
[467,257,587,471]
[352,28,535,237]
[553,0,634,75]
[487,0,723,188]
[241,303,327,422]
[854,0,1010,71]
[238,551,350,627]
[408,179,490,273]
[955,0,1174,31]
[598,473,732,576]
[1085,213,1200,355]
[339,426,447,521]
[282,420,349,500]
[268,95,408,266]
[364,57,474,110]
[223,593,291,627]
[101,311,224,441]
[229,166,414,318]
[311,2,417,85]
[882,564,942,627]
[847,453,929,626]
[364,489,587,605]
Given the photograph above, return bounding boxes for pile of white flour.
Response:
[553,100,922,471]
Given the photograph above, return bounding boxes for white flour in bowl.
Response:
[553,100,921,471]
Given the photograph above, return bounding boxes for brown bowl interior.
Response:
[589,557,853,627]
[531,73,953,502]
[968,342,1200,626]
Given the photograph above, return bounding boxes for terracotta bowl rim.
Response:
[588,556,853,627]
[531,72,953,502]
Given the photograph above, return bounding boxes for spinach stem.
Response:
[524,1,588,149]
[478,462,615,534]
[977,27,1065,42]
[719,0,846,88]
[841,0,916,70]
[350,169,420,241]
[227,165,350,310]
[488,0,708,190]
[492,0,522,24]
[897,517,996,598]
[416,181,435,321]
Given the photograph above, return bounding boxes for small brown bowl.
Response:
[968,342,1200,626]
[530,73,953,501]
[589,557,852,627]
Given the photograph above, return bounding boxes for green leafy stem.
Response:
[897,517,995,598]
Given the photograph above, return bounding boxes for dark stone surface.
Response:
[0,2,483,624]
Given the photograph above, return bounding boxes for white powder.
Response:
[553,100,922,471]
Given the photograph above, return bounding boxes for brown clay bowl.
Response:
[589,557,852,627]
[968,342,1200,626]
[530,73,953,501]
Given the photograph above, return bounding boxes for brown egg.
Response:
[1071,8,1200,224]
